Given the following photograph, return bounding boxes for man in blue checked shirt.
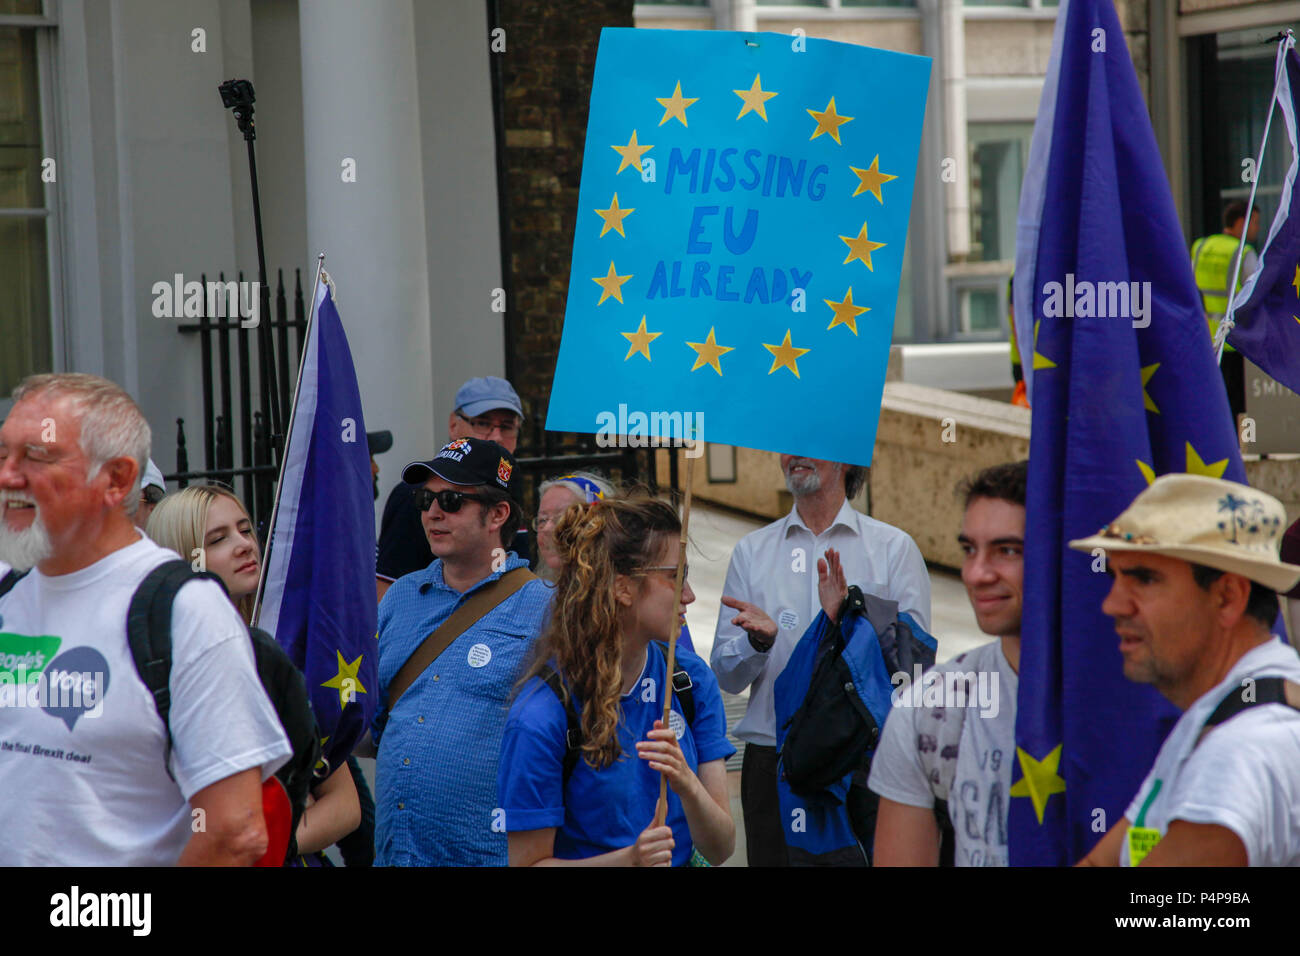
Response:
[372,438,551,866]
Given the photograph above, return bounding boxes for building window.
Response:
[0,6,51,397]
[968,121,1032,264]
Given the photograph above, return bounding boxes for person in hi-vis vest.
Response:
[1190,200,1260,427]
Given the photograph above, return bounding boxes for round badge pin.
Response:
[467,643,492,668]
[777,608,799,630]
[668,709,687,740]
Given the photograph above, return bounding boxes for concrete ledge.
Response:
[874,383,1030,569]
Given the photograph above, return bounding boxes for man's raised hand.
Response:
[720,596,778,646]
[817,547,847,621]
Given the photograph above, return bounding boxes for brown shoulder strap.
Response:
[386,566,537,711]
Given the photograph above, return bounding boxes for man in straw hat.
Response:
[1072,474,1300,866]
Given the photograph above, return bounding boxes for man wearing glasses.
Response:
[371,438,551,866]
[376,377,527,600]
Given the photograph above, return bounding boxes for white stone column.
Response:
[940,0,970,261]
[299,0,434,513]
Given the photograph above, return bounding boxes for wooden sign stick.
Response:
[654,448,696,827]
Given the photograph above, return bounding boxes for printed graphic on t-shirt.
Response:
[952,739,1008,866]
[0,633,110,734]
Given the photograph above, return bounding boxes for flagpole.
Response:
[654,446,696,828]
[1216,31,1294,362]
[251,252,327,627]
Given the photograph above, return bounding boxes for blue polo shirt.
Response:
[497,644,734,866]
[372,554,551,866]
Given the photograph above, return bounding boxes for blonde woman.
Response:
[498,495,734,866]
[146,485,361,862]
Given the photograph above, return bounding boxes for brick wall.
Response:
[496,0,634,448]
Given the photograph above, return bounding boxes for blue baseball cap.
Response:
[455,376,523,419]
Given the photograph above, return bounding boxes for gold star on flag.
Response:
[592,261,632,305]
[763,330,810,378]
[1141,363,1160,414]
[321,651,367,711]
[1136,460,1156,485]
[594,193,634,238]
[621,316,661,361]
[1292,264,1299,298]
[611,130,653,175]
[1009,744,1067,825]
[685,327,734,375]
[824,287,869,335]
[734,73,777,122]
[839,223,886,271]
[656,81,698,127]
[807,96,854,145]
[1032,321,1057,370]
[1186,441,1228,478]
[850,156,897,203]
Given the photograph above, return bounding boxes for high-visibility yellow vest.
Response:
[1190,233,1255,351]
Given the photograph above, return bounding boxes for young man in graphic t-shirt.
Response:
[868,461,1027,867]
[0,373,290,866]
[1073,475,1300,867]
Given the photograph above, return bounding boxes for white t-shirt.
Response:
[867,640,1018,866]
[1120,638,1300,867]
[0,535,291,866]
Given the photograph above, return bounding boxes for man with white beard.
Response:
[711,454,931,866]
[0,373,289,865]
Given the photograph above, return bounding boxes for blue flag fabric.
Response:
[256,274,379,775]
[1229,37,1300,393]
[1009,0,1245,865]
[546,28,929,465]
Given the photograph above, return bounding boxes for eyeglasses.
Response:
[456,411,520,439]
[532,513,562,531]
[413,487,489,513]
[636,564,689,580]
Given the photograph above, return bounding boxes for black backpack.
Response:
[1,561,323,864]
[539,640,695,783]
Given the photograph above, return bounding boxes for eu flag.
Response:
[1010,0,1245,864]
[1229,37,1300,394]
[255,272,379,776]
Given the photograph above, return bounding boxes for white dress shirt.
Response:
[710,499,931,747]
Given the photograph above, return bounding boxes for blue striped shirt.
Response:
[372,554,551,866]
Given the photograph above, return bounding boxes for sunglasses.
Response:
[413,487,489,513]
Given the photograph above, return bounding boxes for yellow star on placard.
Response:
[594,193,634,238]
[592,261,632,305]
[850,156,897,203]
[1137,460,1156,485]
[1009,744,1067,825]
[621,315,661,361]
[1141,363,1160,414]
[763,330,811,378]
[807,96,854,145]
[1186,441,1228,478]
[611,130,653,175]
[656,81,698,128]
[1032,321,1057,370]
[686,327,734,375]
[734,73,778,121]
[839,223,886,271]
[824,287,869,335]
[1292,264,1299,298]
[321,651,367,711]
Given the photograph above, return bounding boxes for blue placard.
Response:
[545,27,930,465]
